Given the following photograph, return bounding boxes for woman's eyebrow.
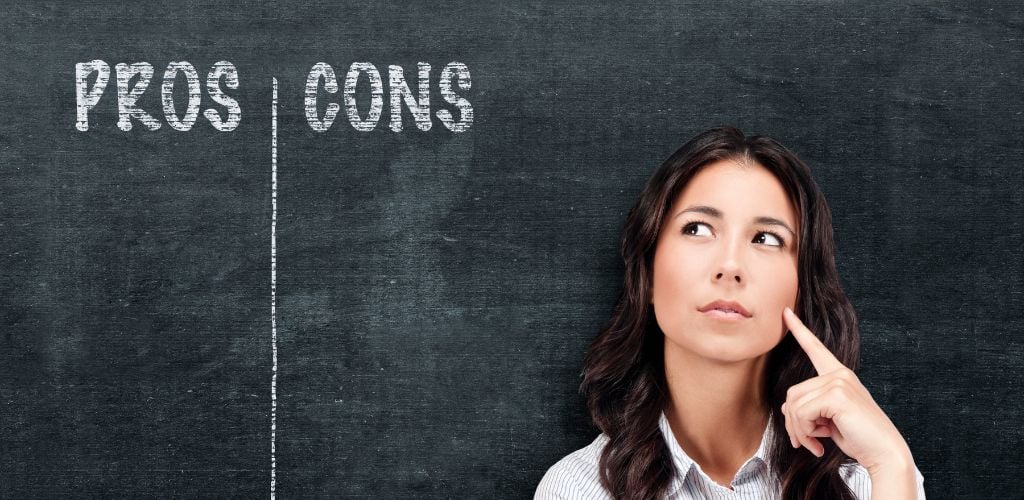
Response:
[754,216,797,239]
[675,205,796,238]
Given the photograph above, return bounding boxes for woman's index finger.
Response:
[783,307,845,375]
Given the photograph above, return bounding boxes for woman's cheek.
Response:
[655,255,689,303]
[653,267,691,336]
[769,264,799,339]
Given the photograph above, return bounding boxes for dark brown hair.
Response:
[580,126,860,499]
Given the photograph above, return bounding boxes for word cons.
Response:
[305,61,472,133]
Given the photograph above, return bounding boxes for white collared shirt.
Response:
[535,411,926,499]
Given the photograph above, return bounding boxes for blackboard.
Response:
[2,2,1021,498]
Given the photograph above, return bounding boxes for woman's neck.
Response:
[662,338,770,487]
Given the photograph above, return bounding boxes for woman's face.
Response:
[651,159,799,363]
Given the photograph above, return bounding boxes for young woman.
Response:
[535,127,925,499]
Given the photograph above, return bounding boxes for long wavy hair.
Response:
[580,126,860,499]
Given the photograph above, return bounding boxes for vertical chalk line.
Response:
[270,77,279,500]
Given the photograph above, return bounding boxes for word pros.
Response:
[76,60,241,132]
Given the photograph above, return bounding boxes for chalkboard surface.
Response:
[2,2,1021,498]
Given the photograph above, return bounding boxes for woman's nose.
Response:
[713,236,745,284]
[715,270,742,283]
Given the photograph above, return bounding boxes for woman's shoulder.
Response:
[534,433,612,500]
[535,436,926,500]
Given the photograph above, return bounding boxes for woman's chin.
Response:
[664,328,775,365]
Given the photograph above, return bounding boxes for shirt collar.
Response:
[659,409,776,496]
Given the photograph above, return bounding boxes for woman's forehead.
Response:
[672,160,799,228]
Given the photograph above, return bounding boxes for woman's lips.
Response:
[698,300,752,317]
[701,308,750,322]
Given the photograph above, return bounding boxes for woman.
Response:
[535,127,925,499]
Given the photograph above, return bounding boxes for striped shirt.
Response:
[535,410,926,499]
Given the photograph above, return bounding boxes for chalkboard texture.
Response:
[1,1,1022,498]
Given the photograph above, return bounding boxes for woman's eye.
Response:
[682,222,712,237]
[754,232,784,248]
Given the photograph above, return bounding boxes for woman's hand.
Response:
[779,307,915,475]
